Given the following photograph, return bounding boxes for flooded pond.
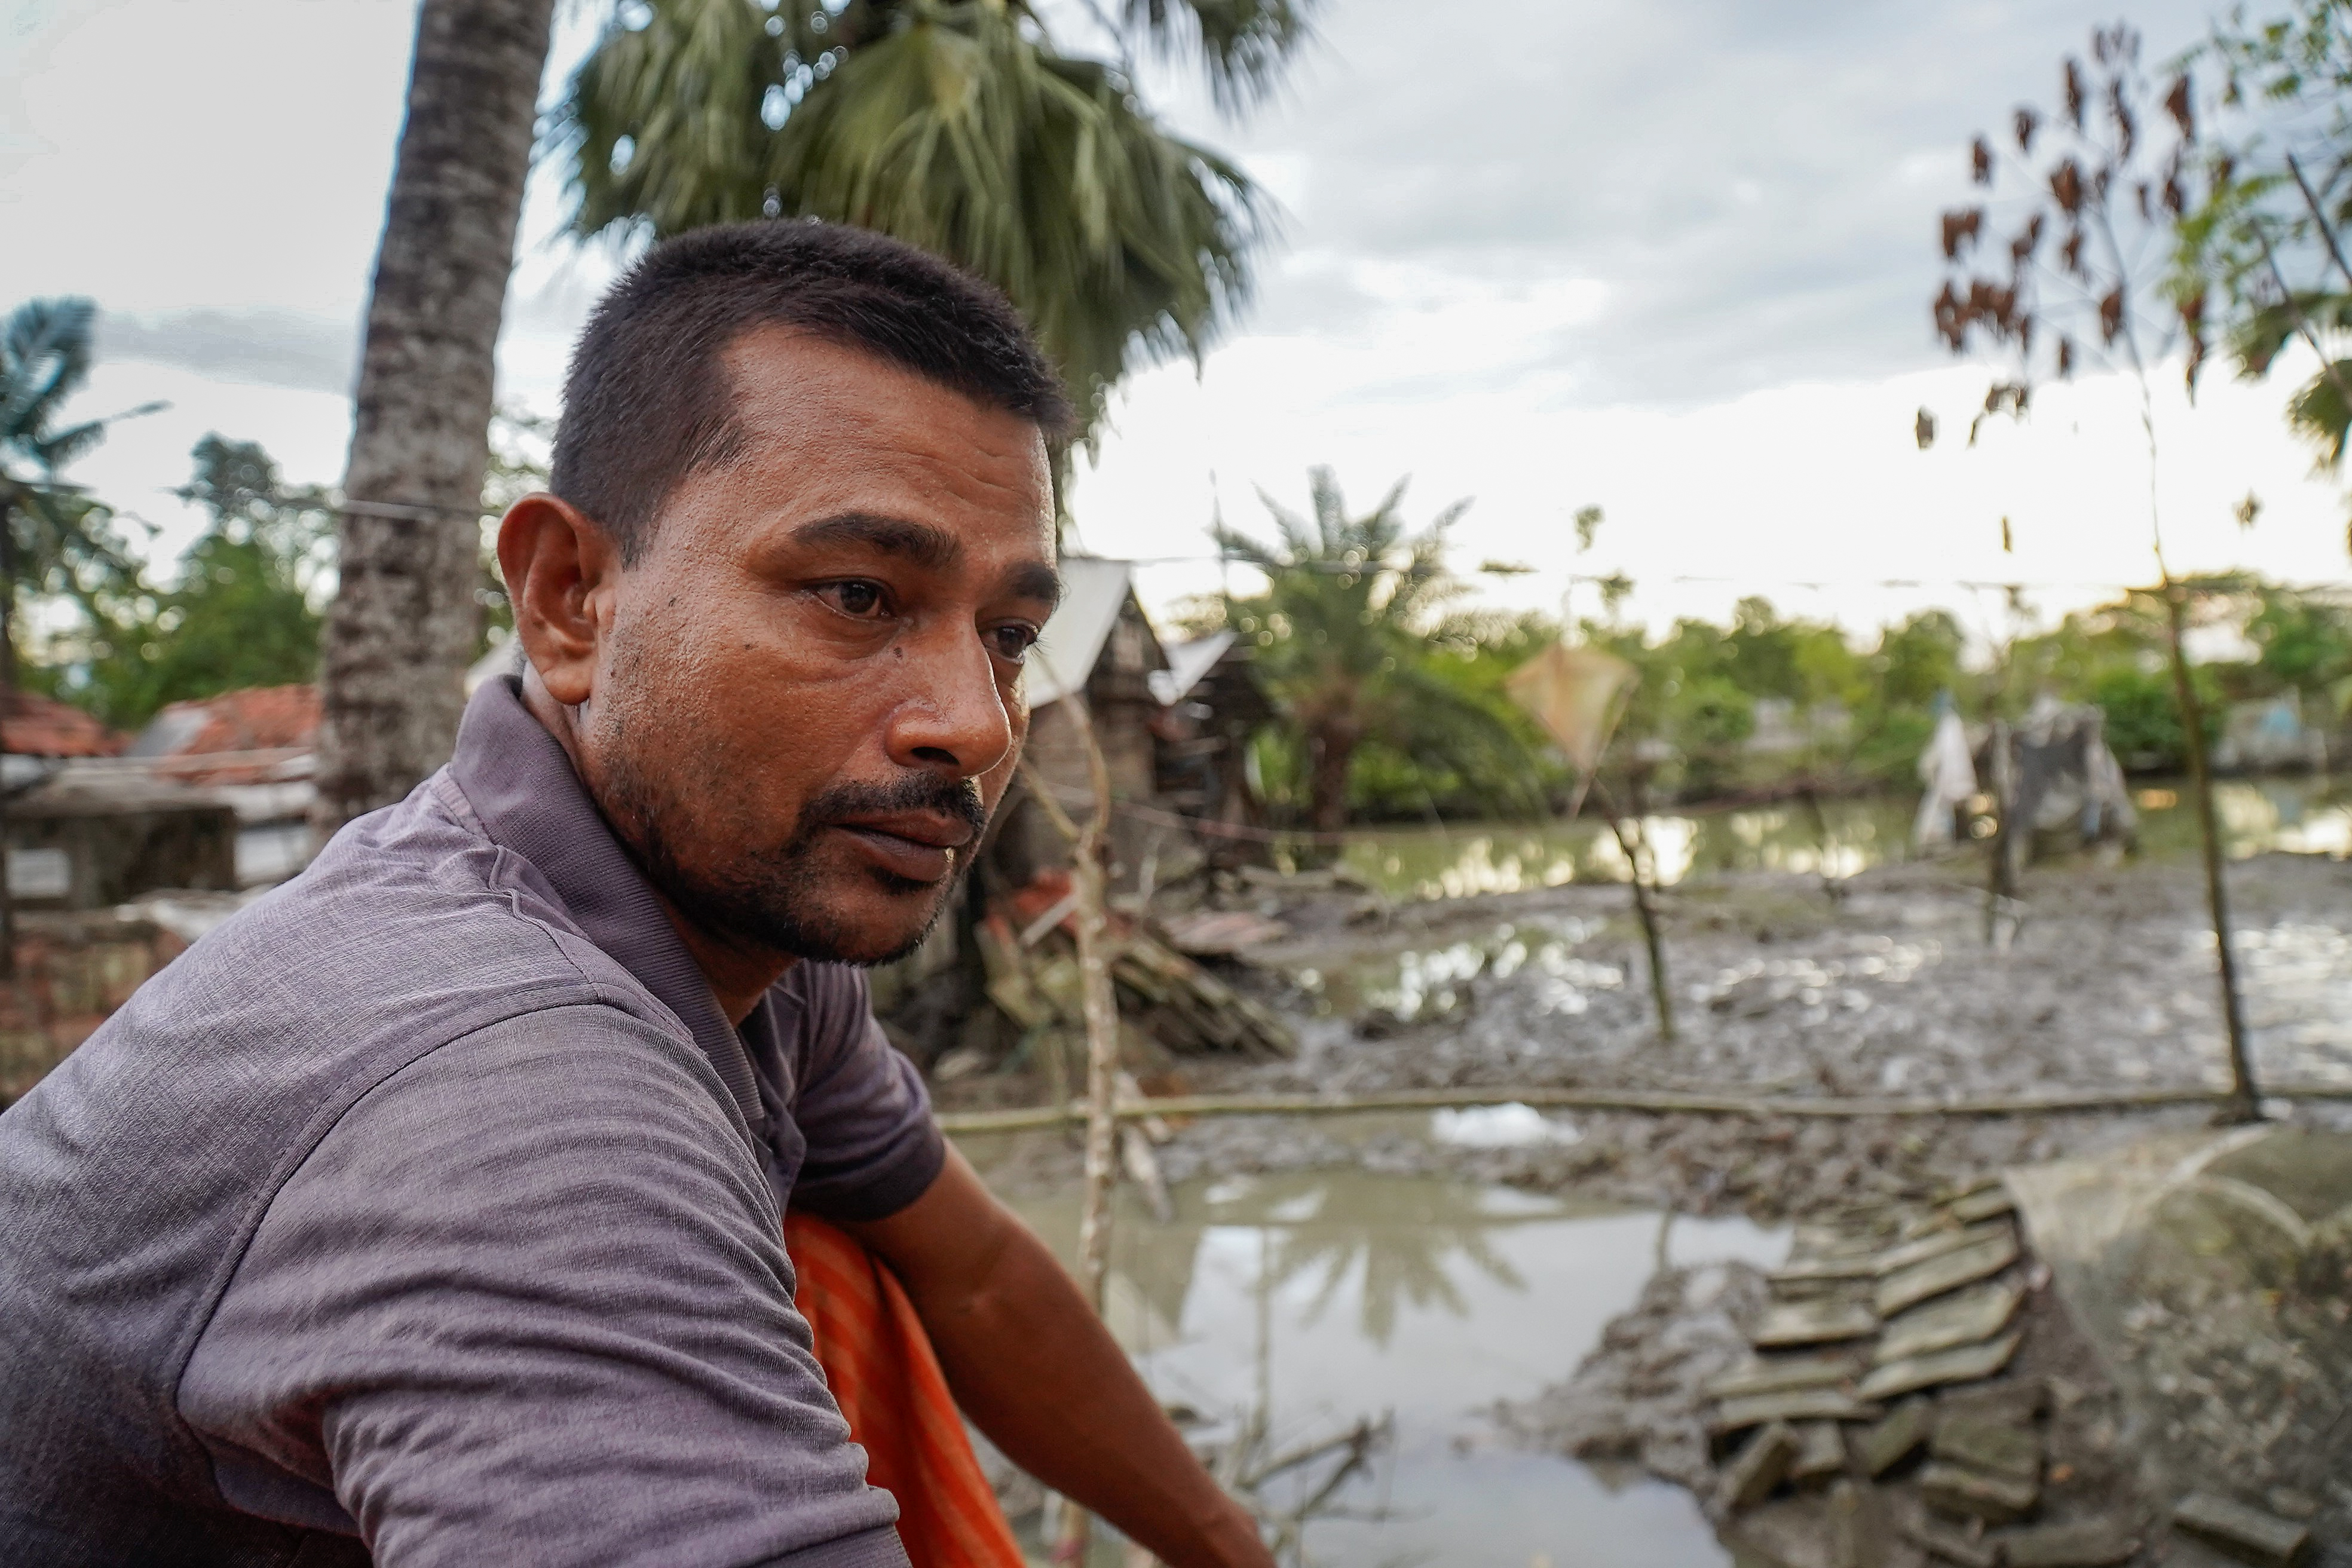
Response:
[1286,914,1938,1029]
[1293,777,2352,902]
[1002,1167,1788,1566]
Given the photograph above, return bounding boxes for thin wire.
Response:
[1120,553,2351,594]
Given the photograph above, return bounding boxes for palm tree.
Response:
[1243,1172,1529,1349]
[553,0,1310,441]
[0,295,160,978]
[1215,467,1543,835]
[311,0,557,832]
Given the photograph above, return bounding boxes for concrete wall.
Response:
[7,791,239,910]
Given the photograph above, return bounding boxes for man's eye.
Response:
[987,624,1039,662]
[819,580,887,617]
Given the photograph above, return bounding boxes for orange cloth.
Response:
[783,1213,1027,1568]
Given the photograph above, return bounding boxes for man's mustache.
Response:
[798,774,989,840]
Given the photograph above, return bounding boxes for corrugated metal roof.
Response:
[1024,557,1133,708]
[1149,631,1237,706]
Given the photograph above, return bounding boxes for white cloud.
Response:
[7,0,2345,660]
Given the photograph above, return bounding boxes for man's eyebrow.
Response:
[1006,561,1063,608]
[791,511,963,571]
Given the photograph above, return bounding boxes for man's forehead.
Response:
[717,331,1054,517]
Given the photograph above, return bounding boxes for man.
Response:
[0,222,1273,1568]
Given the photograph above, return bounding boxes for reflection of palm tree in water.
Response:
[1223,1172,1529,1348]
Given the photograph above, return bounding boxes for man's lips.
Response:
[828,812,977,884]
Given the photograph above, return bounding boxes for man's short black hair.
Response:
[549,220,1071,559]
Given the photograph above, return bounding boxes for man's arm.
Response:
[181,1007,909,1568]
[842,1147,1273,1568]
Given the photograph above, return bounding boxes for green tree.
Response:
[555,0,1308,443]
[0,298,155,684]
[1214,468,1541,834]
[2247,579,2352,714]
[0,295,159,979]
[1342,608,1569,820]
[1852,609,1969,782]
[2173,1,2352,501]
[47,437,335,728]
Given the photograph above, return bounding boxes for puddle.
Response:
[1003,1171,1788,1566]
[2209,922,2352,1088]
[1288,917,1621,1024]
[1300,779,2352,902]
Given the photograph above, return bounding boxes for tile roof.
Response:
[1,691,127,758]
[141,684,320,758]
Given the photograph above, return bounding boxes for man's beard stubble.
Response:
[601,749,990,969]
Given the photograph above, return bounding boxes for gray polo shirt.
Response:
[0,676,945,1567]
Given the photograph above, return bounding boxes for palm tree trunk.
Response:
[0,512,16,981]
[312,0,555,834]
[1306,722,1359,838]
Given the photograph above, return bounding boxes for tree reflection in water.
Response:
[1212,1171,1531,1348]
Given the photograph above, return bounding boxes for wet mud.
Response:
[944,850,2352,1561]
[950,852,2352,1223]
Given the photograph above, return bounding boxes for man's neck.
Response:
[519,672,794,1027]
[649,890,796,1028]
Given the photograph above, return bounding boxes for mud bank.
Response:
[945,853,2352,1222]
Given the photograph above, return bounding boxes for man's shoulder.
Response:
[42,777,690,1141]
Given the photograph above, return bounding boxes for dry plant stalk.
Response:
[1591,779,1675,1043]
[1015,693,1122,1565]
[1933,24,2259,1119]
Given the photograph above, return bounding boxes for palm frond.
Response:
[1209,519,1288,574]
[2,297,99,452]
[2288,361,2352,468]
[1242,485,1317,563]
[1114,0,1317,114]
[30,417,107,474]
[555,0,1272,447]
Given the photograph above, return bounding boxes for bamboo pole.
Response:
[932,1078,2352,1136]
[1017,691,1122,1567]
[1591,779,1674,1043]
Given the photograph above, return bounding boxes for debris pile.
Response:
[1696,1176,2316,1566]
[975,873,1296,1068]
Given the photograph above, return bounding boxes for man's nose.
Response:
[884,626,1016,780]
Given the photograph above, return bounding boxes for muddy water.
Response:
[1003,1169,1788,1566]
[1299,777,2352,902]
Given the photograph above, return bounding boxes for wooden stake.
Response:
[1017,693,1121,1565]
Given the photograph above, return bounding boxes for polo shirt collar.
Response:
[446,676,769,1141]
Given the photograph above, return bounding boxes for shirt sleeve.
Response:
[177,1005,911,1568]
[780,965,946,1224]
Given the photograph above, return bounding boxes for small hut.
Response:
[128,684,320,887]
[989,558,1273,895]
[2,692,238,909]
[878,560,1287,1067]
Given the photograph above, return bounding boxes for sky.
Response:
[5,0,2350,656]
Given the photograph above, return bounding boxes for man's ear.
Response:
[498,494,621,708]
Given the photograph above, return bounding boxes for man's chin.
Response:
[779,879,953,968]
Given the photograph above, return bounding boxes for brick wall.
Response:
[0,912,186,1102]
